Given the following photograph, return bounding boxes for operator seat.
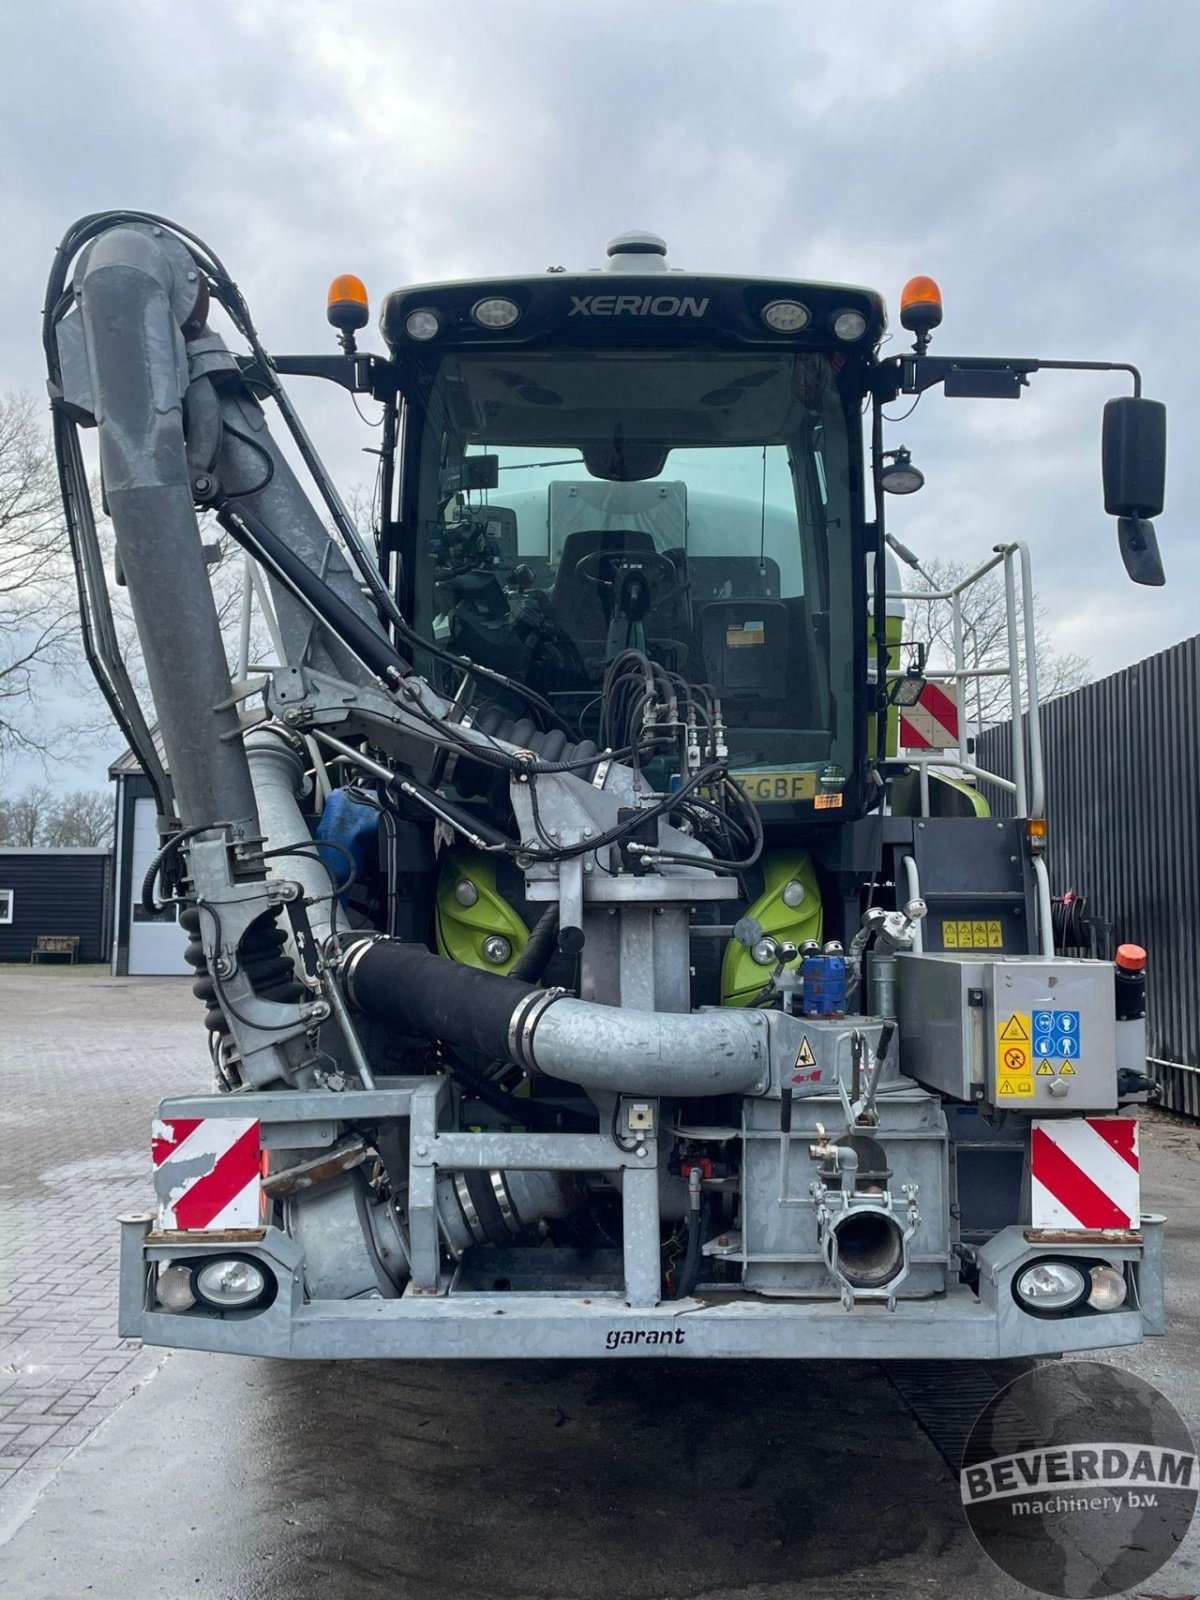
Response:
[550,528,689,675]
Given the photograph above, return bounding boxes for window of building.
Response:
[0,888,13,924]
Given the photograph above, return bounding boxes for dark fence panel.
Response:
[976,634,1200,1112]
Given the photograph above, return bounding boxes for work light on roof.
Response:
[762,300,810,333]
[472,296,521,329]
[832,309,868,342]
[404,307,441,341]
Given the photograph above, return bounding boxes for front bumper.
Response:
[119,1214,1165,1361]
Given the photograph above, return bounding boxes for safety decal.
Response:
[995,1012,1033,1099]
[942,919,1003,950]
[1031,1117,1140,1229]
[899,680,959,750]
[151,1117,262,1231]
[795,1036,816,1068]
[1031,1008,1083,1077]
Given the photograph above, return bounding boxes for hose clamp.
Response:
[339,933,389,1007]
[507,986,566,1072]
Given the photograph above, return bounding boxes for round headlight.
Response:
[1088,1263,1128,1311]
[751,937,779,967]
[472,296,521,329]
[455,879,479,908]
[156,1263,197,1311]
[832,309,868,341]
[1014,1259,1088,1311]
[195,1257,268,1309]
[404,307,441,341]
[781,880,806,909]
[481,934,512,966]
[762,300,810,333]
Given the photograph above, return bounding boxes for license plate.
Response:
[732,768,818,803]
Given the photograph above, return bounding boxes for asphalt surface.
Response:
[2,969,1199,1600]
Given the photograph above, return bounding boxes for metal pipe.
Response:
[901,857,924,953]
[1032,855,1055,957]
[75,226,260,840]
[1015,541,1046,818]
[1000,548,1029,816]
[244,727,335,945]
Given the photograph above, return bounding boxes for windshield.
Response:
[406,350,860,784]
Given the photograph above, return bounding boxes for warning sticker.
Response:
[794,1036,816,1069]
[999,1013,1030,1042]
[1036,1062,1054,1076]
[942,919,1004,950]
[813,793,843,810]
[995,1013,1034,1100]
[726,621,765,648]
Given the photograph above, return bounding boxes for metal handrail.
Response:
[886,541,1051,954]
[885,540,1046,822]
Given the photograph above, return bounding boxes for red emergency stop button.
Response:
[1115,944,1147,971]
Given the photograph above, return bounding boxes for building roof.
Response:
[108,723,168,779]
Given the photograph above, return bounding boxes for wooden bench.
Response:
[30,934,81,965]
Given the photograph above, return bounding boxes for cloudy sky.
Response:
[1,0,1197,792]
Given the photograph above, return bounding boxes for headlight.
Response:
[751,937,779,966]
[472,296,521,329]
[832,309,868,341]
[1014,1260,1088,1311]
[1088,1264,1128,1311]
[156,1263,197,1311]
[404,307,441,341]
[781,880,806,909]
[481,934,512,966]
[762,300,810,333]
[194,1257,268,1310]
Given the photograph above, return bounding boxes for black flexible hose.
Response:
[674,1195,711,1299]
[509,907,560,984]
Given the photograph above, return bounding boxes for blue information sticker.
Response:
[1034,1036,1056,1057]
[1057,1011,1080,1035]
[1056,1034,1079,1058]
[1033,1010,1056,1034]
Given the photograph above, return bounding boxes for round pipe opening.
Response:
[832,1209,905,1288]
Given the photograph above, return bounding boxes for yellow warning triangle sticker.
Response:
[1059,1061,1076,1076]
[1036,1062,1054,1076]
[999,1079,1016,1096]
[795,1036,816,1068]
[999,1015,1030,1042]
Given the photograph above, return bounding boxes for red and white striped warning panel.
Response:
[899,681,960,750]
[151,1117,262,1231]
[1031,1117,1140,1230]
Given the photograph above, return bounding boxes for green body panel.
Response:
[891,769,992,819]
[866,611,904,760]
[721,852,823,1007]
[435,851,529,974]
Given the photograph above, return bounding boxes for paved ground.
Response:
[1,969,1198,1600]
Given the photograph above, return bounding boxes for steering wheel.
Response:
[574,548,686,612]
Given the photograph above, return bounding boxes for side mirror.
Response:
[1102,397,1165,518]
[1117,517,1166,588]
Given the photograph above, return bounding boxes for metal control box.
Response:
[896,954,1117,1112]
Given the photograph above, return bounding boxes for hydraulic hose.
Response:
[342,936,768,1097]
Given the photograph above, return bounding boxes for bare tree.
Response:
[42,788,113,848]
[0,785,54,847]
[0,395,84,766]
[903,557,1090,728]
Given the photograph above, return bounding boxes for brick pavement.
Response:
[0,968,208,1512]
